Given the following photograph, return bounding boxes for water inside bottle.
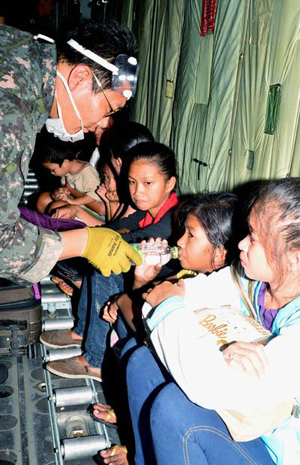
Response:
[132,242,178,266]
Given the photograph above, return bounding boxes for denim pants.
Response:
[74,270,125,368]
[125,343,274,465]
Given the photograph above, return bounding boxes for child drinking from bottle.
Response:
[93,191,241,465]
[131,177,300,465]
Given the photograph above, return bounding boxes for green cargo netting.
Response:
[122,0,300,194]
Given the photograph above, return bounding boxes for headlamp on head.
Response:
[67,39,139,100]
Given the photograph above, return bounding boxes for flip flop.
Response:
[110,445,128,456]
[100,445,128,465]
[89,405,118,429]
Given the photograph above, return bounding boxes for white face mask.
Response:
[46,71,84,142]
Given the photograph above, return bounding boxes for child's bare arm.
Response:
[143,280,186,308]
[96,185,110,204]
[117,293,138,332]
[133,263,163,289]
[102,291,144,333]
[65,194,100,206]
[52,205,104,226]
[222,341,268,379]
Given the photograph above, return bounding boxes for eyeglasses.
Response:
[93,73,120,117]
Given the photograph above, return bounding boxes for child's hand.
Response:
[133,238,167,286]
[134,262,162,286]
[102,299,119,323]
[96,185,109,203]
[106,190,119,202]
[222,341,268,379]
[51,205,78,219]
[51,187,70,201]
[56,192,72,201]
[143,280,185,307]
[63,196,76,204]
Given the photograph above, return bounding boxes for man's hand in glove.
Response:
[82,227,142,276]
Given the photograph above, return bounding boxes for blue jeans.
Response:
[125,344,274,465]
[74,270,125,368]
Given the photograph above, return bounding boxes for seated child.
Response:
[36,134,105,217]
[128,178,300,465]
[40,141,179,384]
[51,154,123,227]
[102,192,239,333]
[96,158,121,222]
[49,121,154,225]
[48,122,154,295]
[92,192,241,465]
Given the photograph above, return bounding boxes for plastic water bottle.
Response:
[131,242,179,265]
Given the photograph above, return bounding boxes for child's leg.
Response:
[124,344,170,465]
[151,383,274,465]
[36,191,52,213]
[73,274,89,338]
[83,270,125,368]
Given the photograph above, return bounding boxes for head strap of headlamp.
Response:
[67,39,139,99]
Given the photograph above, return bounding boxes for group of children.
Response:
[31,123,300,465]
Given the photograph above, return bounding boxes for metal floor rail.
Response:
[0,277,120,464]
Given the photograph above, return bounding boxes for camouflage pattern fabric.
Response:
[0,25,63,284]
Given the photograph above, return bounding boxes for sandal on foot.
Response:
[100,445,128,465]
[111,445,128,456]
[90,404,118,429]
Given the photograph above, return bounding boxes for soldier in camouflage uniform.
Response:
[0,20,141,284]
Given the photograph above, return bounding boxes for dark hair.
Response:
[250,177,300,288]
[100,121,154,162]
[175,193,239,267]
[57,19,137,91]
[40,134,81,166]
[98,123,155,222]
[110,122,154,159]
[126,141,178,181]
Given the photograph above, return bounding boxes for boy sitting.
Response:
[36,135,105,217]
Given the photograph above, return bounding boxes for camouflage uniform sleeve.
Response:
[0,27,63,284]
[0,90,64,284]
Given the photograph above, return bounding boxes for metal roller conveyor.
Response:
[42,293,70,304]
[53,386,96,407]
[41,292,72,315]
[42,284,68,295]
[44,347,82,362]
[22,187,39,195]
[43,317,74,331]
[61,435,110,460]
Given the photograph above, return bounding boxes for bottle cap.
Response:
[131,245,143,259]
[172,246,179,259]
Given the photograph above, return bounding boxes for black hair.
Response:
[99,121,154,163]
[250,177,300,289]
[110,122,154,159]
[99,123,155,222]
[39,134,81,166]
[56,19,137,91]
[126,141,178,181]
[175,193,239,267]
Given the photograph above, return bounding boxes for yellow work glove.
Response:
[82,227,142,277]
